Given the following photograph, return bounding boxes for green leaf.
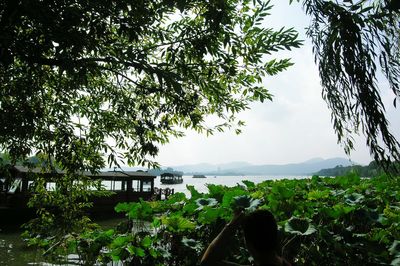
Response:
[195,197,218,211]
[231,195,261,212]
[181,237,203,252]
[165,192,187,204]
[187,185,202,199]
[344,193,364,205]
[389,240,400,256]
[183,202,199,215]
[111,235,131,248]
[285,217,316,236]
[161,216,196,232]
[152,217,161,228]
[135,247,145,257]
[391,257,400,266]
[322,204,355,219]
[307,190,330,200]
[206,184,226,202]
[242,180,256,189]
[141,236,152,248]
[149,248,158,258]
[198,207,224,224]
[271,185,295,199]
[222,188,247,208]
[114,202,134,213]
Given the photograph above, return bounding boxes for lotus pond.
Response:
[25,174,400,265]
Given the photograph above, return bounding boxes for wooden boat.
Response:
[192,174,206,178]
[160,172,183,184]
[0,166,157,220]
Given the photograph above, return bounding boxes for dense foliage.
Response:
[0,0,300,170]
[28,174,400,265]
[294,0,400,169]
[0,0,301,241]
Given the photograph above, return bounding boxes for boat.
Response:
[160,172,183,184]
[192,174,206,178]
[0,165,157,220]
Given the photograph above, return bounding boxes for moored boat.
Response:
[160,172,183,184]
[192,174,206,178]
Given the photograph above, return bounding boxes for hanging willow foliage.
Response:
[294,0,400,172]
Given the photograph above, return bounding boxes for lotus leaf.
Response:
[271,185,295,199]
[181,237,203,252]
[52,173,400,265]
[161,216,196,232]
[114,202,134,213]
[206,184,226,202]
[111,235,131,248]
[183,202,199,215]
[141,236,152,248]
[126,201,153,221]
[285,217,316,236]
[231,195,261,212]
[345,193,364,205]
[389,240,400,256]
[195,197,218,211]
[187,185,202,199]
[352,208,384,225]
[198,207,225,224]
[242,180,256,189]
[127,246,145,257]
[221,188,247,208]
[307,190,330,200]
[165,192,187,204]
[391,257,400,266]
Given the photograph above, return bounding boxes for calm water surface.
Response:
[0,175,308,265]
[155,175,308,195]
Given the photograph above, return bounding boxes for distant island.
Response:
[315,161,399,177]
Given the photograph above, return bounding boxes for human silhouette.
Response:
[200,209,290,266]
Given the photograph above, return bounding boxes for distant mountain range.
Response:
[170,157,357,175]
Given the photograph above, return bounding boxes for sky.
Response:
[154,1,400,167]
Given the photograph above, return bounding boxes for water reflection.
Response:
[0,227,44,265]
[0,218,125,265]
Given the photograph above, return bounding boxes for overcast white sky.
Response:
[154,1,399,167]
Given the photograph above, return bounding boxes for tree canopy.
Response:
[0,0,301,171]
[1,0,399,173]
[296,0,400,169]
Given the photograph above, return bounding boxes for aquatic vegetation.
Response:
[38,174,400,265]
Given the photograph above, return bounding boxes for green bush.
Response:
[60,174,400,265]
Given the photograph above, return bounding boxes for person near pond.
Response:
[200,209,291,266]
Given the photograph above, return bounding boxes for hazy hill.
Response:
[171,157,355,175]
[102,157,356,176]
[171,161,252,173]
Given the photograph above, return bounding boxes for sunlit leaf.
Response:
[161,216,196,232]
[307,190,330,200]
[195,197,218,211]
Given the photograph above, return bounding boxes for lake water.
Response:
[0,175,308,265]
[155,175,309,195]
